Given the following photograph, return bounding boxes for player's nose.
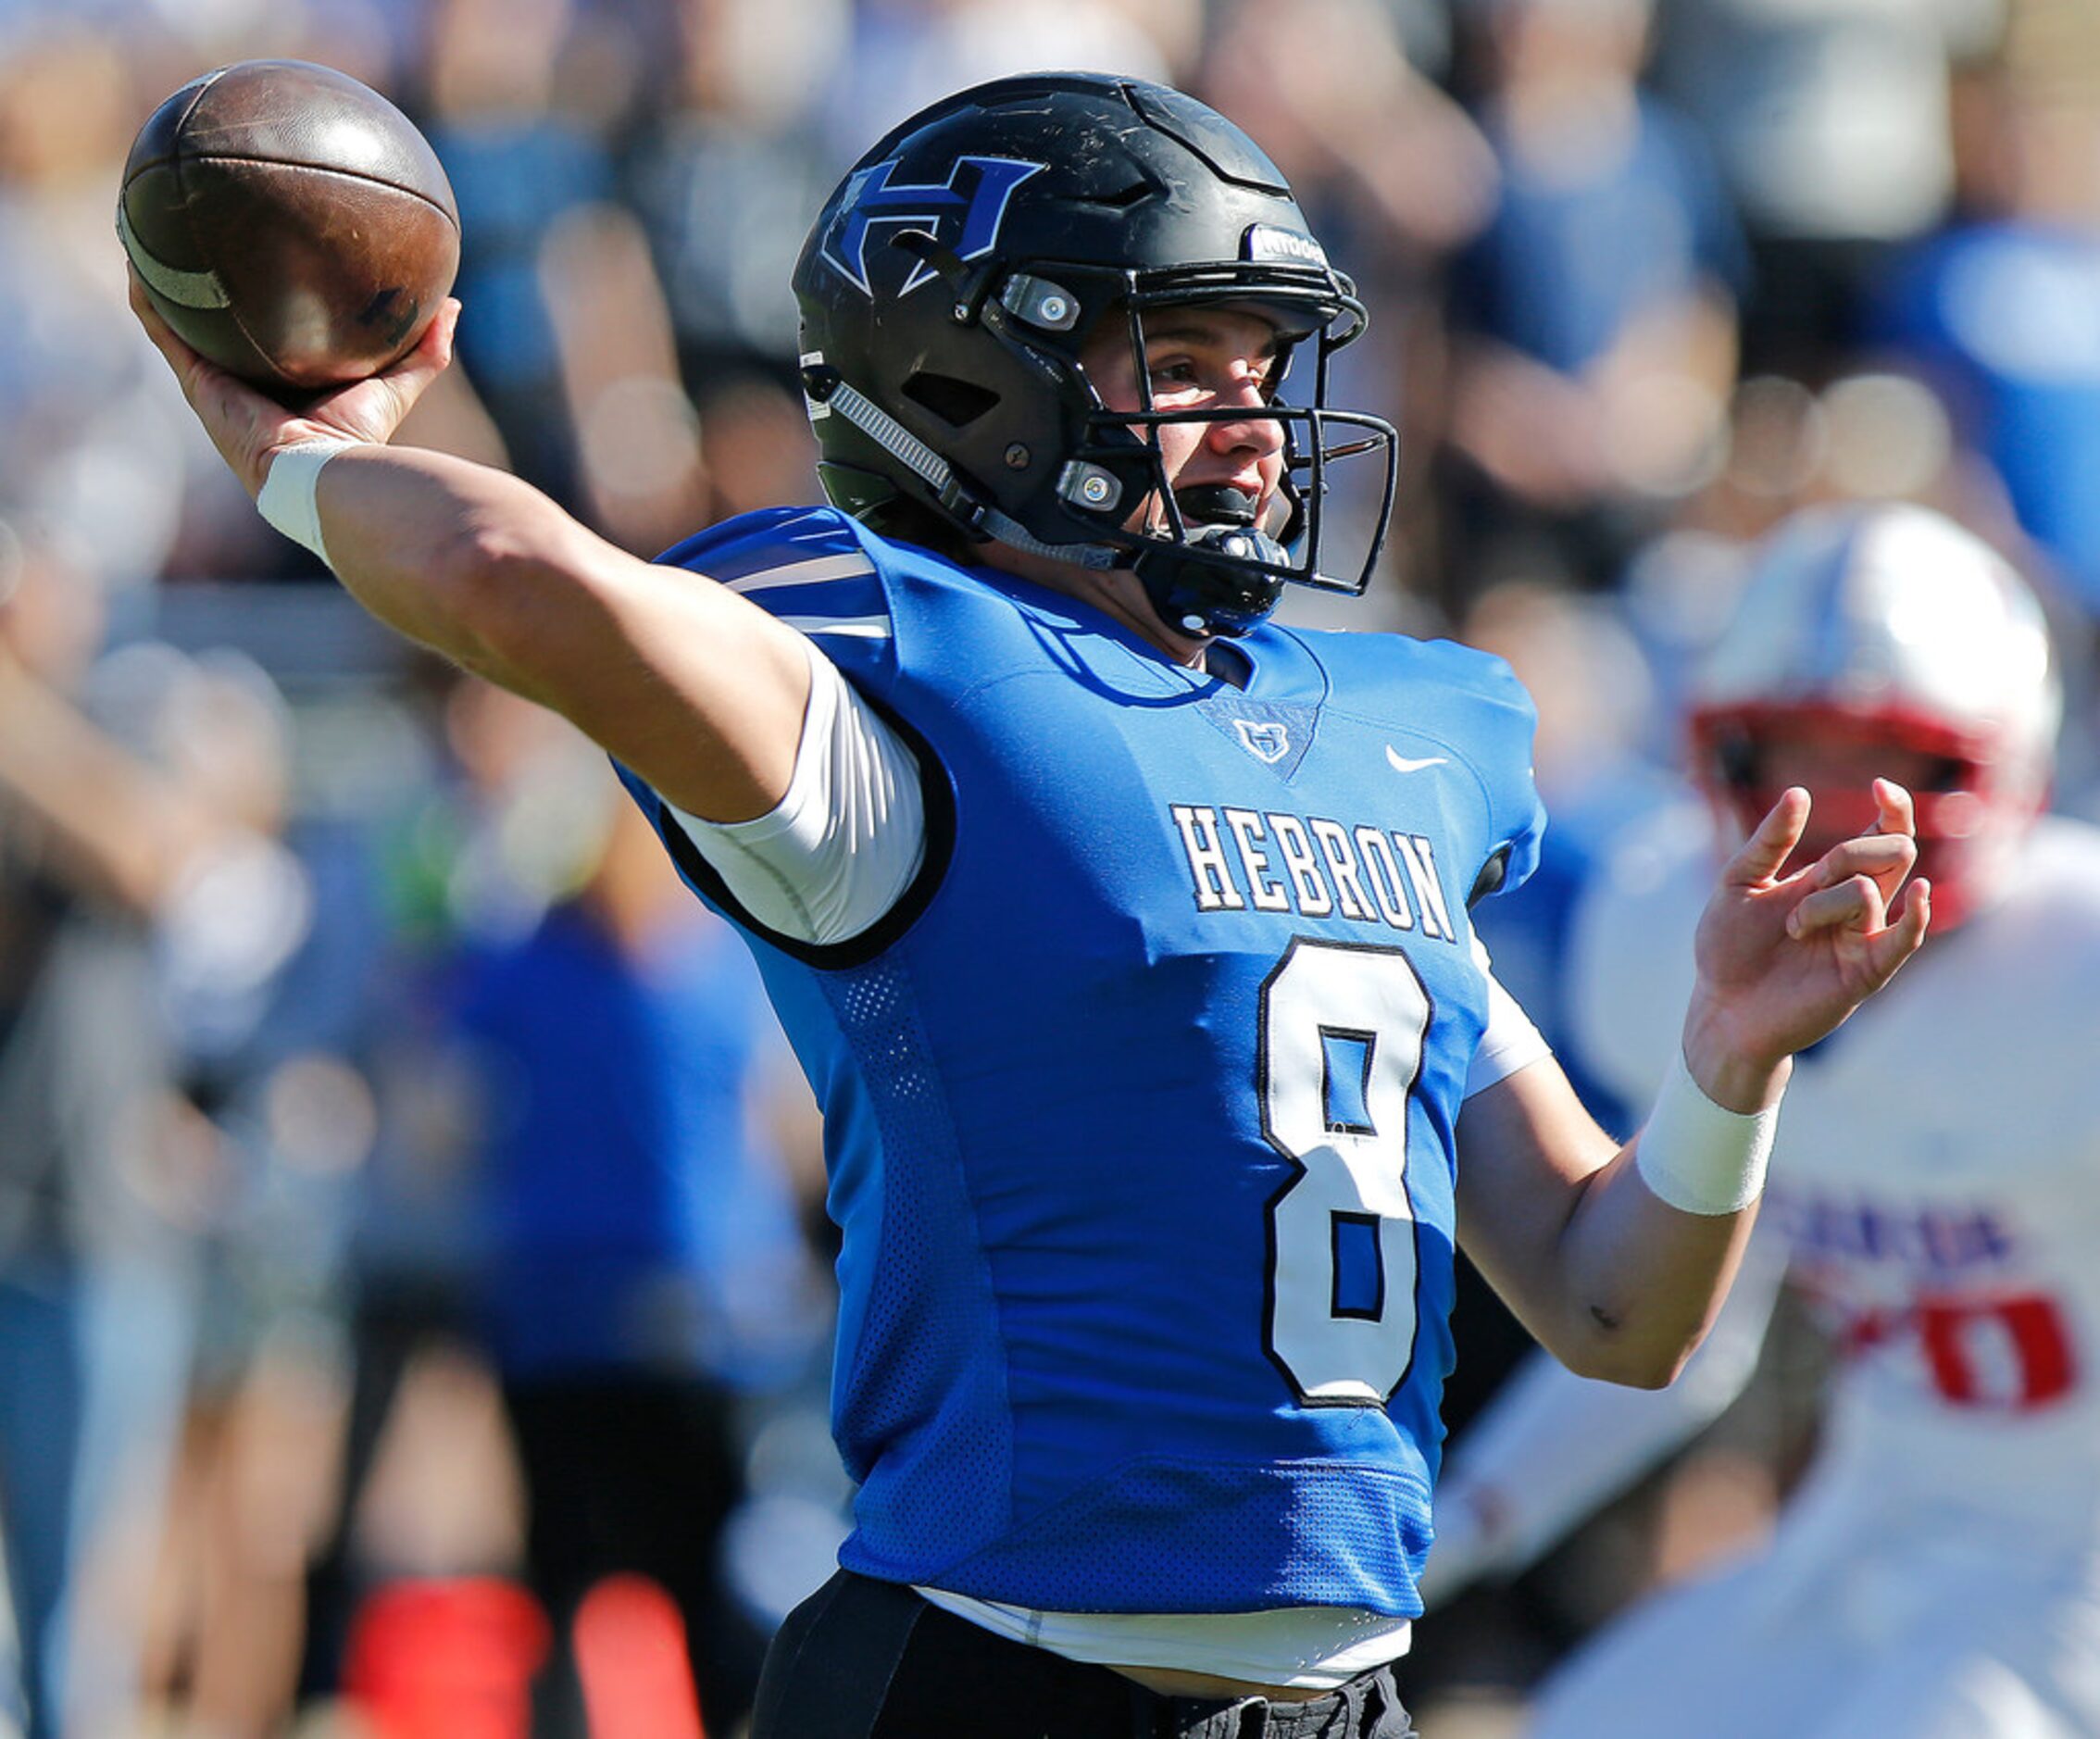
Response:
[1205,378,1284,459]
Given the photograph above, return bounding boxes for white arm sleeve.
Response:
[1422,1229,1790,1607]
[665,636,928,946]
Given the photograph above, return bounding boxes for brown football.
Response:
[119,59,460,397]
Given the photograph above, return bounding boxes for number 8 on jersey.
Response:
[1261,938,1429,1405]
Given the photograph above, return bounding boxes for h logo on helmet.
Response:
[821,156,1046,297]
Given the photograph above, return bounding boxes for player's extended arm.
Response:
[1456,784,1927,1387]
[1419,1231,1789,1608]
[129,278,810,825]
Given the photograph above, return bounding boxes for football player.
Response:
[1427,503,2100,1738]
[131,73,1927,1737]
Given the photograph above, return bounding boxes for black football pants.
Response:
[753,1569,1418,1739]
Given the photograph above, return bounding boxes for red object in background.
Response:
[343,1577,551,1739]
[573,1573,707,1739]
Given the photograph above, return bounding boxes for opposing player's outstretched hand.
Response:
[129,268,459,500]
[1683,781,1930,1109]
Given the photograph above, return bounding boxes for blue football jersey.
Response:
[617,506,1545,1619]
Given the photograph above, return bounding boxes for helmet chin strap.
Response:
[819,373,1291,634]
[818,371,1124,569]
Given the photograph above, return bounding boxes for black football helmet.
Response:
[791,72,1398,637]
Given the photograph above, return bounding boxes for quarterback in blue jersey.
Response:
[133,71,1929,1737]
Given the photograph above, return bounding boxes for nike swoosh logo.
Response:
[1386,747,1449,774]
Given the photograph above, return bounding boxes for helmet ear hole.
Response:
[903,371,1000,429]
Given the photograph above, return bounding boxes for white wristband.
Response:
[1634,1049,1779,1216]
[256,439,359,569]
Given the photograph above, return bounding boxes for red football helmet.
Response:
[1688,504,2060,931]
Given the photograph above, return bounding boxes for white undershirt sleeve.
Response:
[664,635,928,946]
[1466,932,1553,1097]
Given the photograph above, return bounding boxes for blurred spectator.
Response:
[1870,48,2100,620]
[419,0,736,558]
[623,0,849,391]
[306,666,614,1556]
[291,667,588,1708]
[1441,0,1748,604]
[294,675,827,1733]
[445,737,826,1735]
[820,0,1190,158]
[0,533,255,1739]
[102,644,394,1739]
[1617,366,1974,734]
[1646,0,2003,378]
[538,199,718,556]
[419,0,626,506]
[1203,0,1497,264]
[0,22,223,593]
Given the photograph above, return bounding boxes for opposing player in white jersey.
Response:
[1427,502,2100,1738]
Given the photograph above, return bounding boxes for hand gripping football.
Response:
[119,59,460,396]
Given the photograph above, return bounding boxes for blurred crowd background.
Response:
[2,0,2098,1735]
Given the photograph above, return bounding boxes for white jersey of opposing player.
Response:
[1436,804,2100,1739]
[1571,807,2100,1505]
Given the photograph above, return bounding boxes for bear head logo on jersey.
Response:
[1688,503,2061,932]
[792,72,1398,637]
